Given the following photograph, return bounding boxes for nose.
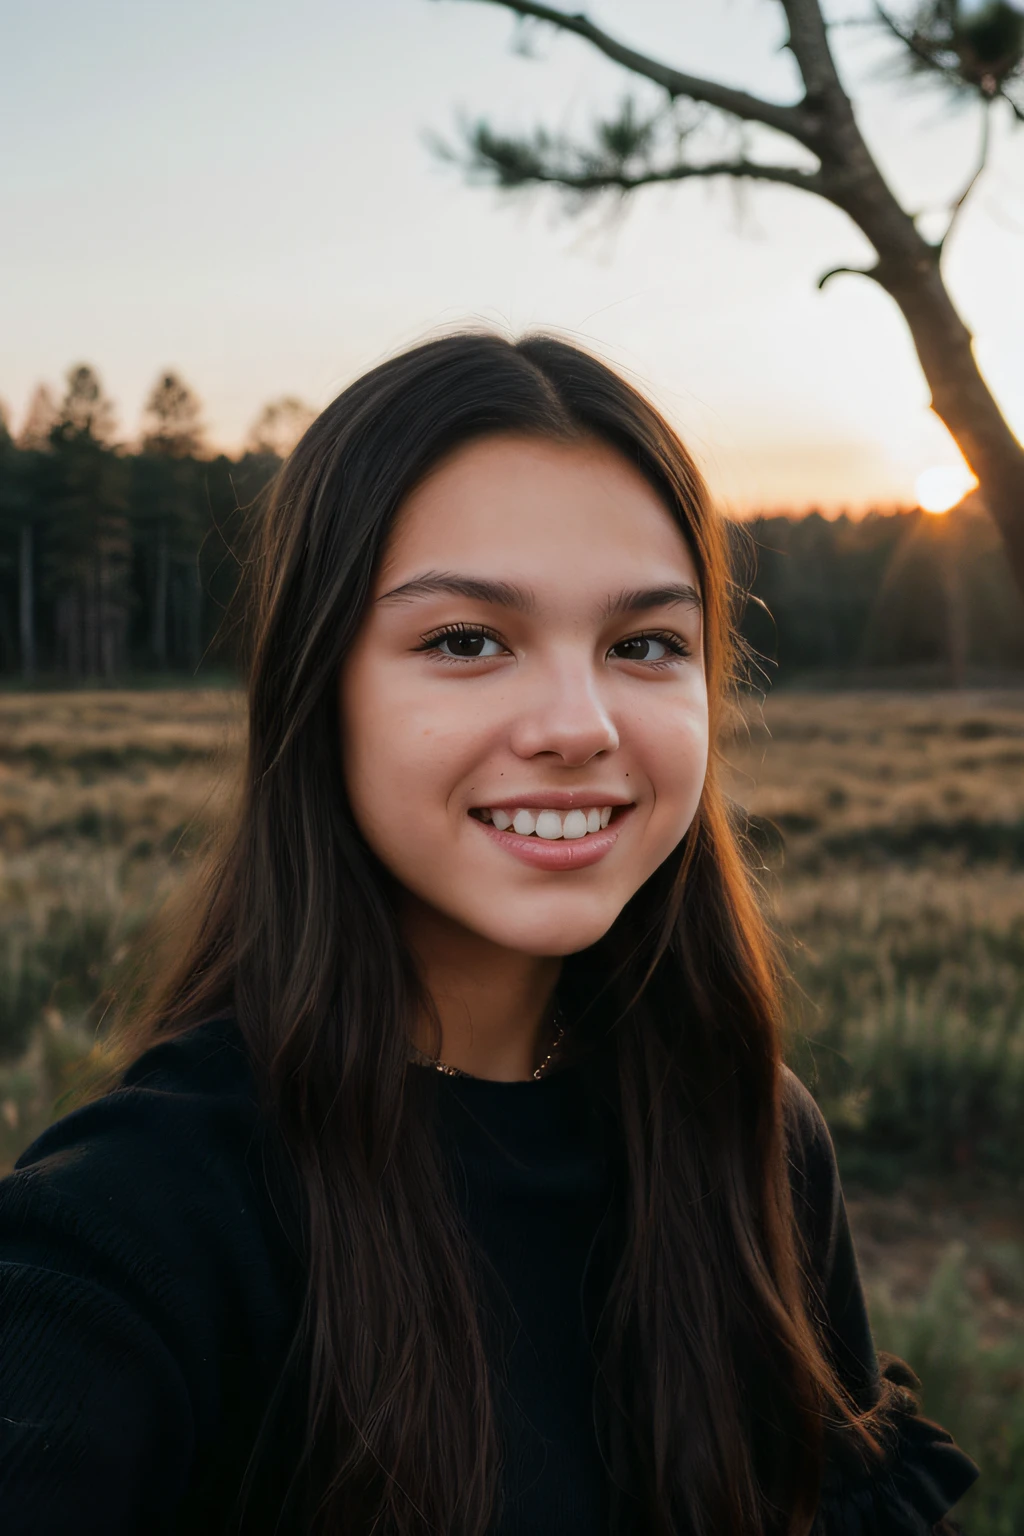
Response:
[507,659,620,767]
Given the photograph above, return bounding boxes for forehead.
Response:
[377,433,700,592]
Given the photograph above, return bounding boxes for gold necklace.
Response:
[410,1005,566,1081]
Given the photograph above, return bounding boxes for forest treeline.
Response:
[0,366,309,681]
[1,364,1022,684]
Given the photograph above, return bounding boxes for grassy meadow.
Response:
[1,685,1023,1532]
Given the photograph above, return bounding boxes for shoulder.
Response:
[15,1010,257,1158]
[786,1062,841,1179]
[778,1066,846,1282]
[779,1064,840,1194]
[1,1011,300,1379]
[9,1011,266,1204]
[0,1015,305,1524]
[779,1063,833,1152]
[113,1008,256,1103]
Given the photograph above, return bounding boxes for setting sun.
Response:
[915,464,978,514]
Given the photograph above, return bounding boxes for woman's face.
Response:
[339,433,709,957]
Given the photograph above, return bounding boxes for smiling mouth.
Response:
[468,805,628,840]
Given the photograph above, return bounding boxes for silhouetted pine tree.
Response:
[44,366,130,680]
[8,385,60,677]
[134,371,207,671]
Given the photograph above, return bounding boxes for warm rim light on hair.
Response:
[915,464,978,514]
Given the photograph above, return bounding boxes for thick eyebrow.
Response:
[376,570,702,617]
[601,584,703,618]
[376,571,536,610]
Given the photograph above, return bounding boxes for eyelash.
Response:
[414,622,692,668]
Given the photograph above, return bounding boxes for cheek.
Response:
[339,657,404,836]
[338,659,485,848]
[641,693,710,827]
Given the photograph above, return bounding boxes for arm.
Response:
[0,1020,299,1535]
[0,1208,194,1536]
[782,1070,980,1535]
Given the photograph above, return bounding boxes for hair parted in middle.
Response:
[99,330,890,1536]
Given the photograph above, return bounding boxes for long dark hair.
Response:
[96,332,883,1535]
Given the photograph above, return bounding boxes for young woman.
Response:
[0,333,977,1536]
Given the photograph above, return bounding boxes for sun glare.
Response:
[915,465,978,514]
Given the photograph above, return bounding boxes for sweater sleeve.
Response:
[0,1019,299,1536]
[782,1069,980,1535]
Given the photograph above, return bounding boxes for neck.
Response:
[400,895,562,1081]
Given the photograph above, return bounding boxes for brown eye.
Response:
[421,626,505,660]
[441,632,493,657]
[612,635,681,662]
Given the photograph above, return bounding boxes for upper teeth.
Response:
[478,806,614,838]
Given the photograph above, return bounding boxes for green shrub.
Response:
[0,903,131,1060]
[794,994,1024,1185]
[869,1249,1024,1536]
[787,890,1024,1184]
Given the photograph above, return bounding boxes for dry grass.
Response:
[0,691,245,1153]
[723,689,1024,854]
[0,688,243,852]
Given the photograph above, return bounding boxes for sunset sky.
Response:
[2,0,1023,513]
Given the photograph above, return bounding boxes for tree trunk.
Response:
[873,258,1024,595]
[941,534,968,689]
[805,83,1024,593]
[60,590,82,681]
[99,546,115,682]
[152,522,169,669]
[85,559,99,680]
[188,559,202,672]
[18,522,35,682]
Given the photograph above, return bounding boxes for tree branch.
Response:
[873,3,968,89]
[817,262,880,289]
[440,0,816,145]
[467,147,825,196]
[779,0,848,100]
[938,102,992,254]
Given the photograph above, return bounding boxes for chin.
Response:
[475,902,623,959]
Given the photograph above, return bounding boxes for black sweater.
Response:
[0,1013,977,1534]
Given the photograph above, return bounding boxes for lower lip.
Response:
[469,809,632,870]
